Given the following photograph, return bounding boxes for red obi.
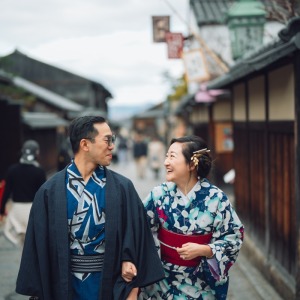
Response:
[158,227,213,267]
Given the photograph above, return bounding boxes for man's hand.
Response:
[122,261,137,282]
[126,287,139,300]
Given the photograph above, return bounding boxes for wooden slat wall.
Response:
[233,123,250,222]
[234,121,296,278]
[249,124,266,243]
[269,124,295,276]
[0,99,22,179]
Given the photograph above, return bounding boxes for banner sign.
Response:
[165,32,183,59]
[152,16,170,43]
[182,49,210,82]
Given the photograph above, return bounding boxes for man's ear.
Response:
[80,139,90,152]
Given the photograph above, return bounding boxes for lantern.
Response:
[227,0,266,60]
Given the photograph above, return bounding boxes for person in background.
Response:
[132,133,148,179]
[139,135,244,299]
[147,135,165,180]
[16,116,164,300]
[57,127,72,171]
[57,146,71,171]
[0,140,46,246]
[117,134,129,165]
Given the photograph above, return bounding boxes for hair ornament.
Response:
[191,148,210,167]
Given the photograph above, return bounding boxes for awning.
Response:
[22,112,69,129]
[195,91,216,103]
[195,84,228,103]
[13,77,83,112]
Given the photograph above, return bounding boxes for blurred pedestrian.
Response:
[132,133,148,179]
[57,127,72,171]
[0,140,46,246]
[16,116,164,300]
[148,135,165,179]
[117,134,129,165]
[139,135,244,299]
[57,146,71,171]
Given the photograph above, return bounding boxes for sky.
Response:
[0,0,190,108]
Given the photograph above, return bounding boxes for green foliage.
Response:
[162,72,188,101]
[0,83,37,110]
[264,0,299,23]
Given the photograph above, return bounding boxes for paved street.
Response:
[0,157,283,300]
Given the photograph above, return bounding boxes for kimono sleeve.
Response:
[206,192,244,281]
[142,186,164,232]
[113,181,165,299]
[16,187,52,299]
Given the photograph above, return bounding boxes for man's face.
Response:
[86,122,115,166]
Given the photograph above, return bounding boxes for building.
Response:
[0,50,112,118]
[207,17,300,299]
[0,50,113,174]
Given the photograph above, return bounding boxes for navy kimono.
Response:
[16,167,164,299]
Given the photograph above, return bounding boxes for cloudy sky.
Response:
[1,0,190,108]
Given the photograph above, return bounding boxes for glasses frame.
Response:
[83,134,116,147]
[103,134,116,146]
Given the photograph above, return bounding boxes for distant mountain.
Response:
[108,103,153,122]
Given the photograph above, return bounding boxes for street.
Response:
[0,157,283,300]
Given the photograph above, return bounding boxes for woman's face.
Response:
[164,142,191,184]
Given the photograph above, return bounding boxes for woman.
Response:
[148,135,165,179]
[139,135,244,299]
[0,140,46,246]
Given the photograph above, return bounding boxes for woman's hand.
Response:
[177,242,213,260]
[122,261,137,282]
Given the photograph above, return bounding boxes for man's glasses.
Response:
[103,134,116,146]
[84,134,116,146]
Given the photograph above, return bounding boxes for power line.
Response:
[161,0,229,73]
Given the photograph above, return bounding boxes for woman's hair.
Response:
[170,135,212,178]
[69,116,106,154]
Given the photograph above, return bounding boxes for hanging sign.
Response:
[152,16,170,43]
[182,49,210,82]
[165,32,184,59]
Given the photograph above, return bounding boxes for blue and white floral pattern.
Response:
[139,179,244,300]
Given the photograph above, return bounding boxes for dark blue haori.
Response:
[16,164,165,300]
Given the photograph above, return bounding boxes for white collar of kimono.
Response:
[177,181,200,205]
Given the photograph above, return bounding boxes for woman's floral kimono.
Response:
[139,179,244,300]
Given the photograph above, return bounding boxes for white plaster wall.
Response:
[268,64,294,121]
[213,100,231,121]
[249,76,265,121]
[233,84,246,121]
[191,106,209,123]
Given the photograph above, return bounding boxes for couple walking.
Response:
[15,116,244,300]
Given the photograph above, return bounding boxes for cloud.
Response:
[0,0,188,106]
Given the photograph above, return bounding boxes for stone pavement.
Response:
[0,157,284,300]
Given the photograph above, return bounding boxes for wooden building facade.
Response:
[174,92,233,184]
[0,97,22,180]
[0,50,112,116]
[0,50,113,175]
[207,18,300,299]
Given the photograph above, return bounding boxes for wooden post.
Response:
[294,50,300,300]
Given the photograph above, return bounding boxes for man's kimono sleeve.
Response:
[110,176,165,299]
[16,187,52,298]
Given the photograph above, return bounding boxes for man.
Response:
[16,116,164,300]
[0,140,46,246]
[132,133,148,179]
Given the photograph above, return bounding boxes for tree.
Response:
[264,0,299,23]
